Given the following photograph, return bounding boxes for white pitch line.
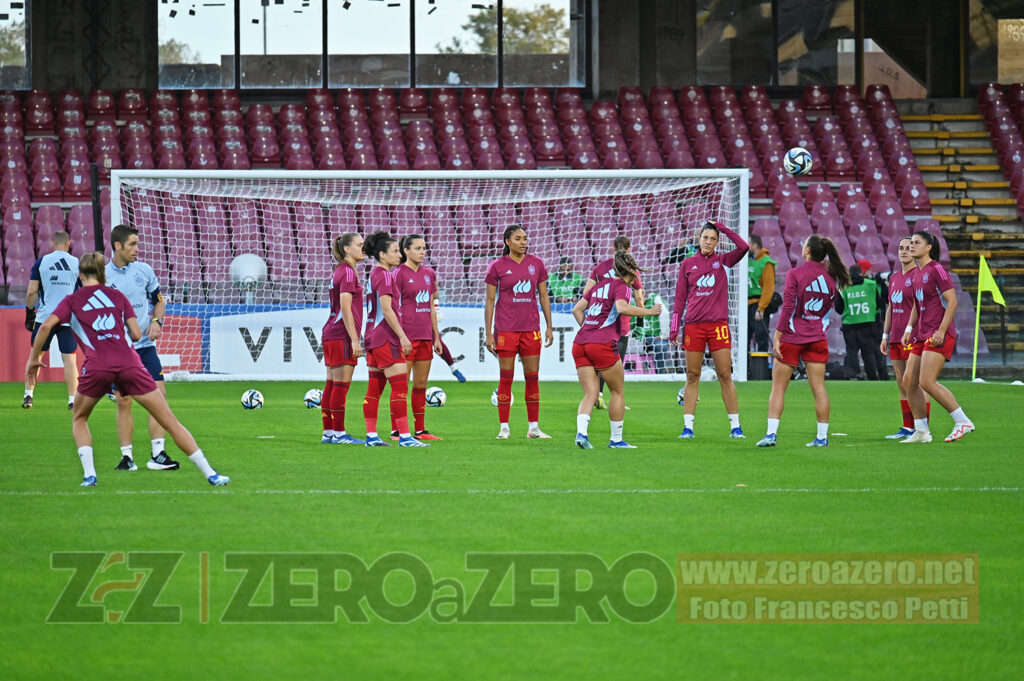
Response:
[0,486,1021,497]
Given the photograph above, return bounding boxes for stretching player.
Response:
[321,233,366,445]
[572,250,661,449]
[26,253,228,487]
[484,225,554,439]
[670,221,748,439]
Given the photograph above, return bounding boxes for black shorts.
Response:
[31,323,77,354]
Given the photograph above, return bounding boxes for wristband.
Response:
[881,333,889,340]
[153,318,163,326]
[904,325,912,335]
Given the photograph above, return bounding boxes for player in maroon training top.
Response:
[880,236,929,439]
[25,253,229,487]
[321,233,366,445]
[756,234,850,448]
[484,225,554,439]
[393,234,443,441]
[899,230,975,444]
[583,235,645,410]
[669,221,749,439]
[572,250,661,450]
[361,231,429,448]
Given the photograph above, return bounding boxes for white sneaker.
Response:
[900,430,933,444]
[945,423,976,442]
[496,427,510,439]
[527,428,552,439]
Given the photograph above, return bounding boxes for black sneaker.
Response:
[147,451,180,470]
[390,429,400,441]
[68,401,74,411]
[21,395,33,409]
[115,455,138,471]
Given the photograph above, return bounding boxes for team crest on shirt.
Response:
[133,273,145,287]
[712,262,720,269]
[424,275,431,286]
[922,273,929,284]
[905,277,912,286]
[528,264,536,276]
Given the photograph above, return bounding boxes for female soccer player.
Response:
[880,236,929,439]
[669,221,749,439]
[756,234,850,448]
[572,250,661,449]
[25,253,229,487]
[899,231,975,443]
[321,233,366,445]
[393,234,443,441]
[484,225,554,439]
[362,231,428,447]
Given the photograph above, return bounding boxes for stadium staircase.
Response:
[902,98,1024,361]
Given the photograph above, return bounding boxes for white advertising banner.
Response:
[208,307,584,380]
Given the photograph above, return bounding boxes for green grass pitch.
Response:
[1,378,1022,680]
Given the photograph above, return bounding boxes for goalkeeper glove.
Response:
[24,307,36,331]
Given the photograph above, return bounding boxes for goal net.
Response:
[110,169,748,381]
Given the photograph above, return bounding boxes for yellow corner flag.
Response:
[978,255,1005,306]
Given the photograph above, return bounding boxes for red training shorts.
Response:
[888,342,913,361]
[912,332,956,362]
[406,339,434,362]
[367,341,405,368]
[79,364,157,398]
[323,338,358,367]
[495,330,541,358]
[683,321,731,353]
[778,339,830,367]
[572,341,621,370]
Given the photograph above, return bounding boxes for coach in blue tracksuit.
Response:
[23,231,79,410]
[106,224,179,473]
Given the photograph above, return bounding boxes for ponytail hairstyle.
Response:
[913,229,941,261]
[501,225,526,256]
[79,252,107,284]
[612,249,646,282]
[362,230,396,262]
[613,235,631,251]
[805,234,851,289]
[399,233,425,264]
[331,232,361,263]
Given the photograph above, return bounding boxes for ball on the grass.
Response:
[241,389,264,410]
[425,386,447,407]
[491,388,514,407]
[677,387,686,406]
[303,388,322,409]
[783,146,813,176]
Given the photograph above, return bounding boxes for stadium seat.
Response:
[117,89,148,121]
[212,88,243,111]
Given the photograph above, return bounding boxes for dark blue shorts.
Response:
[31,323,77,354]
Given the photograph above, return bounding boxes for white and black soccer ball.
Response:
[783,146,813,176]
[677,387,686,406]
[491,388,514,407]
[425,386,447,407]
[241,389,264,410]
[303,388,322,409]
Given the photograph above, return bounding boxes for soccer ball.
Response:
[783,147,813,176]
[241,389,264,410]
[303,388,322,409]
[425,386,447,407]
[491,388,514,407]
[677,387,686,406]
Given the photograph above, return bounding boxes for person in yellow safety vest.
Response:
[746,234,776,352]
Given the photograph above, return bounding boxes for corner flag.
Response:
[973,255,1005,379]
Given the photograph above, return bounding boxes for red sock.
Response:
[439,341,455,366]
[411,387,426,433]
[900,399,913,429]
[322,380,334,431]
[497,369,514,424]
[388,374,410,435]
[926,401,931,418]
[363,371,386,434]
[332,381,349,432]
[525,371,540,423]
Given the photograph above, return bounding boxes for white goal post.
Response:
[110,169,749,382]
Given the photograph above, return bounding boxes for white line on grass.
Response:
[0,486,1021,497]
